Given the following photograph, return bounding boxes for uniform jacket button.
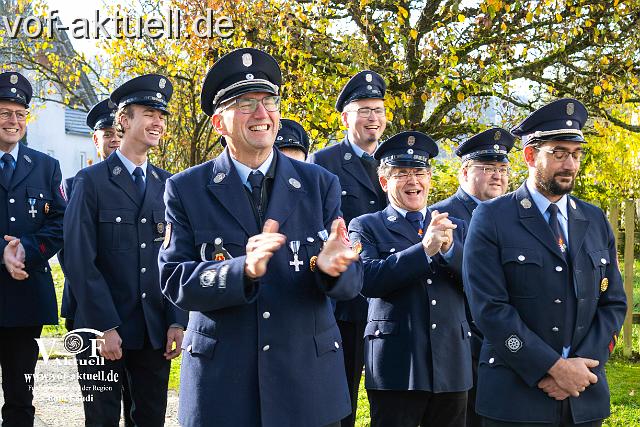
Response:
[518,255,525,261]
[369,200,375,205]
[555,266,563,272]
[262,312,270,319]
[552,327,559,332]
[426,279,432,285]
[115,217,121,223]
[187,344,193,353]
[140,267,146,273]
[374,329,381,337]
[554,299,562,304]
[431,323,437,329]
[141,218,147,224]
[10,217,15,222]
[263,345,270,352]
[600,258,607,264]
[141,292,146,299]
[341,190,347,196]
[431,300,436,305]
[9,198,14,203]
[334,341,340,349]
[140,243,146,249]
[489,357,495,364]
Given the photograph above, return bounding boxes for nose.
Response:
[252,101,269,118]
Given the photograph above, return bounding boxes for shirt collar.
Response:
[461,188,483,205]
[115,149,147,177]
[1,143,21,162]
[525,179,568,221]
[390,201,428,221]
[346,135,374,159]
[230,149,274,187]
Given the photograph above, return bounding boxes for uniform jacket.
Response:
[0,144,65,327]
[431,187,483,358]
[159,148,363,427]
[63,152,187,350]
[308,137,387,323]
[463,183,627,423]
[349,205,473,393]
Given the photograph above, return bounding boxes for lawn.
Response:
[45,260,640,424]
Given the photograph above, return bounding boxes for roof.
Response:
[65,107,92,135]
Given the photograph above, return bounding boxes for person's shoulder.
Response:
[570,196,606,219]
[149,164,172,180]
[21,144,59,166]
[430,194,457,210]
[169,160,214,184]
[308,141,343,163]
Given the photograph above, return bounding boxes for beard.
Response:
[535,168,575,196]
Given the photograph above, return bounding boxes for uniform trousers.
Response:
[337,319,366,427]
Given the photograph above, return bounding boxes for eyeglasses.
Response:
[0,109,29,122]
[389,170,431,181]
[535,147,584,162]
[346,107,386,118]
[467,165,510,176]
[220,96,281,114]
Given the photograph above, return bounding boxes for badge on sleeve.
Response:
[505,334,522,353]
[352,241,363,255]
[600,277,609,293]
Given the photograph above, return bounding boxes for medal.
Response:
[28,198,37,218]
[600,277,609,293]
[289,241,304,272]
[317,229,329,242]
[44,202,50,215]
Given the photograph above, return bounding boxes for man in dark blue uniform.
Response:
[0,71,66,426]
[159,48,362,427]
[430,127,514,427]
[464,99,627,427]
[57,98,134,427]
[60,98,121,331]
[274,118,309,161]
[308,70,388,427]
[63,74,187,426]
[349,131,471,427]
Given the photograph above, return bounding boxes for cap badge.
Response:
[10,88,16,93]
[246,73,254,80]
[407,135,416,146]
[159,78,166,89]
[567,102,575,115]
[520,198,532,209]
[112,166,122,176]
[277,136,283,140]
[494,131,501,141]
[242,53,253,67]
[493,144,500,150]
[367,85,372,90]
[407,148,414,155]
[365,73,373,82]
[344,152,352,161]
[10,74,18,84]
[156,92,163,99]
[566,120,573,126]
[213,173,226,183]
[108,100,116,109]
[289,178,301,189]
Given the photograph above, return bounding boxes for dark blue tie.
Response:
[133,167,145,200]
[547,203,567,257]
[406,211,424,237]
[1,153,14,187]
[247,171,264,209]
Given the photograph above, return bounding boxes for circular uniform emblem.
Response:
[10,88,16,93]
[156,92,163,99]
[10,74,18,84]
[494,131,501,141]
[366,73,373,82]
[407,135,416,146]
[566,102,575,115]
[505,335,522,352]
[493,144,500,150]
[112,166,122,176]
[246,73,254,80]
[387,215,397,222]
[520,198,532,209]
[344,152,352,161]
[289,178,301,189]
[566,120,573,126]
[159,78,166,89]
[407,149,414,155]
[213,173,226,183]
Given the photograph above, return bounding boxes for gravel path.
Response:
[0,338,180,427]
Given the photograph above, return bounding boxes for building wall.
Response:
[26,101,99,180]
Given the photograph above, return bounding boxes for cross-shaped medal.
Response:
[289,241,304,272]
[28,199,37,218]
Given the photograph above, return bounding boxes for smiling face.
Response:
[0,100,27,151]
[93,127,121,160]
[379,166,432,211]
[461,160,509,201]
[341,98,386,151]
[212,92,280,166]
[118,104,166,149]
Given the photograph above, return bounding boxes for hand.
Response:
[538,375,571,400]
[316,218,359,277]
[244,219,286,279]
[422,211,457,257]
[98,329,123,361]
[547,357,599,397]
[164,327,184,360]
[3,235,28,280]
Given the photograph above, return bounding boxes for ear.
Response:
[211,113,227,135]
[119,113,130,131]
[341,111,349,128]
[92,132,100,151]
[523,145,536,167]
[379,175,389,192]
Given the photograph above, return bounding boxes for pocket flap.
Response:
[588,249,610,267]
[98,209,135,224]
[153,209,165,223]
[501,248,543,266]
[364,320,398,338]
[26,186,52,200]
[314,325,342,356]
[182,330,217,359]
[193,230,246,246]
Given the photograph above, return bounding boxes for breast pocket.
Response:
[375,243,400,259]
[500,247,543,298]
[194,229,246,261]
[98,209,135,250]
[25,187,52,224]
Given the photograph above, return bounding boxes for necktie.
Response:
[133,167,146,200]
[547,203,567,257]
[247,171,264,210]
[406,211,424,237]
[1,153,14,187]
